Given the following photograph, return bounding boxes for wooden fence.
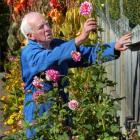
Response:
[98,11,140,132]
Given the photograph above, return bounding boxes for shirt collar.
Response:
[28,39,58,49]
[28,39,44,49]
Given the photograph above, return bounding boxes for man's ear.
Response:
[27,33,35,40]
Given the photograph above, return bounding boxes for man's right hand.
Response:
[81,18,97,39]
[75,18,97,46]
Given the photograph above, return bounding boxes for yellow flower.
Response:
[12,129,16,132]
[7,118,14,125]
[0,96,6,101]
[4,131,10,135]
[4,105,7,111]
[19,105,23,110]
[17,114,21,119]
[10,113,17,119]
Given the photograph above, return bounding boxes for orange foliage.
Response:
[48,9,63,24]
[5,0,33,15]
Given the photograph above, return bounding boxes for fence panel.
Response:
[98,14,140,127]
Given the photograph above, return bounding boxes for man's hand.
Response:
[115,33,132,51]
[81,18,97,39]
[75,18,97,46]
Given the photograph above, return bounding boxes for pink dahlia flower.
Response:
[33,91,44,101]
[68,100,79,110]
[32,76,43,89]
[80,1,93,16]
[71,51,81,62]
[45,69,60,82]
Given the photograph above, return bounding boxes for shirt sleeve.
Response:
[68,42,120,68]
[24,39,77,76]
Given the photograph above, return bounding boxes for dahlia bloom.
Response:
[71,51,81,62]
[8,56,19,62]
[68,100,79,110]
[80,1,93,16]
[33,91,44,102]
[45,69,60,82]
[32,76,43,89]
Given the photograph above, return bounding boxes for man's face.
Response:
[28,14,53,44]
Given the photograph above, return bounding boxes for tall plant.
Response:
[22,65,121,140]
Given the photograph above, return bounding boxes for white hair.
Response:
[20,12,36,39]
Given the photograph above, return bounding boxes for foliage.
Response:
[104,0,140,26]
[2,130,26,140]
[123,0,140,27]
[26,64,121,140]
[0,56,24,135]
[0,1,10,71]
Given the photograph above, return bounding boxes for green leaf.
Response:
[78,135,85,140]
[110,125,120,133]
[84,124,92,131]
[57,132,69,140]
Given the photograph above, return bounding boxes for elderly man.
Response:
[20,12,131,138]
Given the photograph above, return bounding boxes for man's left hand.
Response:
[115,33,132,51]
